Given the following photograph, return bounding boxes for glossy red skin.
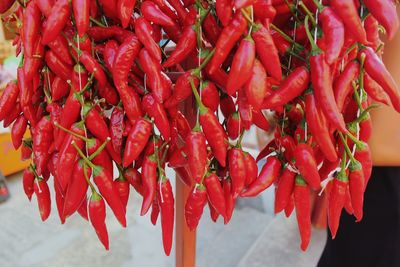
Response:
[245,59,268,109]
[364,15,381,51]
[150,193,160,225]
[135,17,161,62]
[305,93,338,162]
[124,168,143,195]
[164,73,199,108]
[88,139,114,177]
[361,47,400,112]
[319,7,344,65]
[151,0,179,22]
[333,61,360,112]
[143,93,171,140]
[355,144,372,189]
[23,2,41,57]
[228,148,247,198]
[262,67,310,109]
[11,115,27,149]
[294,180,311,251]
[328,178,347,238]
[175,166,193,188]
[186,131,207,184]
[3,101,21,128]
[141,1,176,27]
[203,13,221,46]
[86,108,122,164]
[73,0,90,36]
[163,26,197,68]
[293,143,321,190]
[226,37,256,96]
[112,34,143,124]
[79,51,107,88]
[363,74,391,106]
[241,156,281,197]
[227,112,241,140]
[104,40,119,71]
[223,179,235,224]
[45,51,73,82]
[89,193,109,250]
[166,0,187,23]
[237,93,253,130]
[244,152,258,186]
[0,0,15,14]
[51,77,70,101]
[23,39,44,82]
[363,0,399,40]
[311,53,347,133]
[98,0,118,18]
[140,155,157,215]
[47,35,74,65]
[208,12,248,74]
[33,117,53,176]
[275,168,296,213]
[123,118,152,167]
[42,0,71,44]
[349,162,364,222]
[216,0,232,26]
[63,160,91,218]
[185,186,207,231]
[17,67,33,108]
[114,178,130,208]
[23,168,35,201]
[201,81,219,112]
[34,179,51,221]
[205,173,226,218]
[252,109,270,132]
[252,24,282,80]
[0,82,19,121]
[117,0,136,28]
[158,179,175,255]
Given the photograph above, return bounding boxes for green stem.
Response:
[54,122,91,142]
[270,23,304,51]
[88,138,110,160]
[189,76,206,112]
[72,141,96,169]
[90,17,106,27]
[192,49,216,77]
[351,104,379,124]
[299,2,316,26]
[42,67,52,104]
[346,132,366,150]
[304,16,321,53]
[338,133,356,162]
[311,0,324,11]
[83,162,97,193]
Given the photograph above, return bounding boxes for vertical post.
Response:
[175,89,197,267]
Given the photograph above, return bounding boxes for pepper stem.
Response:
[54,122,91,142]
[189,76,207,114]
[71,141,96,170]
[338,133,356,162]
[192,49,216,77]
[88,137,111,161]
[311,0,324,12]
[270,24,304,51]
[304,16,321,53]
[83,161,97,193]
[299,2,316,26]
[346,132,366,150]
[90,17,106,27]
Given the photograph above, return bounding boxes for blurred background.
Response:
[0,15,328,267]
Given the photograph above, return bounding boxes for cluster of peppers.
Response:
[0,0,399,254]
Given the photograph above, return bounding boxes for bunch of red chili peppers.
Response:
[0,0,398,253]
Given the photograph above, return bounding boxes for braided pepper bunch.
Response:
[0,0,399,253]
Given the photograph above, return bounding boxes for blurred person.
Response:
[317,17,400,267]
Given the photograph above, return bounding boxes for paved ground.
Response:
[0,169,326,267]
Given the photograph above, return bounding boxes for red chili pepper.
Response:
[86,107,122,164]
[117,0,136,28]
[42,0,71,44]
[241,156,281,197]
[98,0,118,18]
[151,0,179,22]
[88,138,114,176]
[262,67,310,109]
[123,118,152,167]
[360,47,400,113]
[363,73,391,106]
[168,147,187,168]
[227,112,242,140]
[143,93,171,140]
[186,130,207,184]
[216,0,232,27]
[135,17,162,62]
[305,93,338,162]
[333,61,360,112]
[293,143,321,190]
[63,160,91,218]
[23,2,41,57]
[112,34,143,124]
[252,23,282,80]
[223,178,235,224]
[33,116,53,176]
[164,72,199,108]
[21,140,32,161]
[24,40,44,82]
[166,0,187,23]
[0,81,19,121]
[89,191,109,250]
[124,168,143,195]
[228,148,247,198]
[34,178,51,221]
[158,178,175,255]
[204,173,226,218]
[244,152,258,186]
[185,184,208,231]
[275,168,296,213]
[203,13,221,46]
[150,193,160,225]
[45,50,73,82]
[23,167,35,201]
[141,1,176,27]
[294,175,311,251]
[114,175,130,209]
[163,26,197,68]
[354,143,372,189]
[226,36,255,96]
[244,59,268,109]
[328,172,348,239]
[109,106,125,154]
[3,102,21,128]
[51,77,70,101]
[363,0,399,40]
[11,115,27,149]
[0,0,16,13]
[140,154,157,215]
[18,66,33,108]
[22,104,38,127]
[330,0,368,44]
[73,0,90,36]
[79,51,107,88]
[104,40,119,71]
[208,12,248,74]
[252,109,270,132]
[48,35,74,66]
[349,160,364,222]
[364,15,381,51]
[198,81,219,112]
